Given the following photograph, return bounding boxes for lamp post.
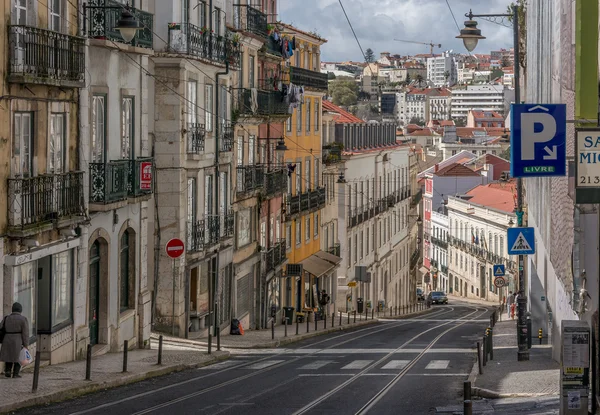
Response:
[457,5,529,362]
[83,2,143,43]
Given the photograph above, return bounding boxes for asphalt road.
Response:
[13,303,490,415]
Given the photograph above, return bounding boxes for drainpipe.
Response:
[212,61,229,337]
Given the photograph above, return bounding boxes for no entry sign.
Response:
[165,238,185,259]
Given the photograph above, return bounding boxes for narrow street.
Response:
[13,303,489,415]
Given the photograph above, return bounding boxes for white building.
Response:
[451,85,515,119]
[430,210,449,292]
[428,89,452,122]
[446,182,517,301]
[426,52,458,87]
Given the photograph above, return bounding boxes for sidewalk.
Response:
[157,307,434,350]
[0,343,229,414]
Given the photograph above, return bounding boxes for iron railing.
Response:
[187,123,205,153]
[86,0,154,48]
[8,172,85,230]
[265,168,287,197]
[236,166,265,194]
[264,240,287,273]
[128,157,154,197]
[328,243,341,257]
[188,217,221,252]
[441,265,448,274]
[264,35,282,56]
[8,25,86,87]
[431,236,448,250]
[290,66,329,90]
[323,144,342,165]
[234,4,267,37]
[237,88,289,116]
[287,187,326,217]
[167,23,241,68]
[220,124,234,152]
[410,249,421,269]
[221,210,234,238]
[89,160,129,203]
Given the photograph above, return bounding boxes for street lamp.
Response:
[274,139,288,158]
[456,4,529,362]
[83,2,143,43]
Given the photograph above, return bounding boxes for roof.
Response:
[440,120,455,126]
[322,100,364,124]
[418,150,478,178]
[278,23,328,43]
[408,128,438,137]
[465,181,516,213]
[470,110,504,120]
[434,163,481,177]
[463,154,511,181]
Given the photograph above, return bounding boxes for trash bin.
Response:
[283,307,294,325]
[357,298,364,314]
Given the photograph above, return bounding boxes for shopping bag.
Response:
[19,348,32,367]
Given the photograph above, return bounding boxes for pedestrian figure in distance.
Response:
[0,302,29,378]
[510,292,518,320]
[506,291,514,319]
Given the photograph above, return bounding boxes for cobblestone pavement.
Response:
[436,396,559,414]
[0,345,228,414]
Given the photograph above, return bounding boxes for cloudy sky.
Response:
[279,0,515,61]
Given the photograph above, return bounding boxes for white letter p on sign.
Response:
[521,112,556,160]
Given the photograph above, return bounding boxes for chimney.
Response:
[434,164,439,173]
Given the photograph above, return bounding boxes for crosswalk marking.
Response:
[342,360,373,370]
[381,360,410,370]
[199,360,238,370]
[243,360,285,370]
[425,360,450,369]
[298,360,332,370]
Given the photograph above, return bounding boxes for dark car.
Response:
[416,288,425,301]
[428,291,448,305]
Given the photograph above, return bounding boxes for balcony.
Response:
[90,158,154,210]
[188,217,220,252]
[86,0,153,49]
[264,240,288,274]
[8,26,86,87]
[234,5,268,38]
[290,67,329,90]
[327,243,341,257]
[7,172,85,235]
[431,236,448,250]
[236,166,265,194]
[167,23,241,68]
[410,249,421,270]
[187,123,205,154]
[220,125,233,152]
[237,88,289,117]
[265,168,287,197]
[323,144,343,165]
[221,210,234,239]
[441,265,448,274]
[286,187,326,218]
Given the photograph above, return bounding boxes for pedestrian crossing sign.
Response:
[493,264,505,277]
[507,227,536,255]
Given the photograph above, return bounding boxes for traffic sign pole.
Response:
[165,238,185,336]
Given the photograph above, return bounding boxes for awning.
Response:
[419,266,429,275]
[300,250,340,278]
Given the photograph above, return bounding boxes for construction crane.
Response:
[394,39,442,56]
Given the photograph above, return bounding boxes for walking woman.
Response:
[0,302,29,378]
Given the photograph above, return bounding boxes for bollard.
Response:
[347,312,350,325]
[332,312,335,328]
[31,350,41,393]
[488,328,493,361]
[339,311,342,326]
[464,400,472,415]
[371,309,374,320]
[85,344,92,380]
[285,318,289,337]
[158,335,163,365]
[394,306,397,316]
[217,325,221,351]
[122,340,128,373]
[324,314,327,330]
[365,309,368,321]
[272,319,275,340]
[208,333,212,355]
[307,315,310,333]
[315,315,318,332]
[360,311,362,321]
[354,311,357,323]
[464,380,472,402]
[477,341,483,374]
[482,336,487,366]
[296,316,299,335]
[539,328,543,345]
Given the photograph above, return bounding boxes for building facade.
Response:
[450,84,515,119]
[430,210,449,292]
[426,52,458,87]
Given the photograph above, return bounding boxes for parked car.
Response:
[416,288,425,301]
[427,291,448,305]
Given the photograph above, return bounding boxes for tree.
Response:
[508,1,527,71]
[501,55,512,68]
[327,71,336,80]
[454,118,466,127]
[444,70,450,84]
[415,74,425,87]
[405,73,411,85]
[500,146,511,160]
[328,77,359,107]
[409,116,424,126]
[365,48,375,63]
[491,69,504,80]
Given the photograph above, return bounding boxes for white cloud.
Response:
[279,0,515,61]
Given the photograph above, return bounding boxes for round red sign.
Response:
[165,238,185,259]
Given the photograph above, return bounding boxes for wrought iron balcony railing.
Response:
[220,124,233,152]
[328,243,341,257]
[265,168,287,197]
[89,160,129,203]
[188,216,221,252]
[236,166,265,194]
[289,66,329,90]
[233,5,267,37]
[8,172,85,231]
[410,249,421,270]
[8,26,86,87]
[287,187,326,217]
[264,240,287,273]
[441,265,448,274]
[323,144,343,165]
[431,236,448,250]
[86,0,153,48]
[237,88,289,116]
[187,123,205,154]
[168,23,241,68]
[221,210,234,239]
[128,157,154,197]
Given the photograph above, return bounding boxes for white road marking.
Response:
[342,360,373,370]
[381,360,410,370]
[298,374,353,377]
[425,360,450,369]
[298,360,333,370]
[243,360,285,370]
[199,360,239,370]
[406,373,468,376]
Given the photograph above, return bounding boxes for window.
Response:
[248,135,255,164]
[181,0,189,23]
[306,158,311,190]
[14,0,27,25]
[305,217,310,241]
[13,261,36,338]
[187,178,196,246]
[296,221,301,246]
[121,97,134,159]
[198,1,206,27]
[348,237,352,267]
[306,99,311,132]
[187,81,197,123]
[260,221,266,248]
[296,162,302,194]
[49,113,66,173]
[314,213,319,237]
[297,102,303,132]
[237,208,252,247]
[494,235,498,255]
[237,136,244,165]
[120,230,132,311]
[91,95,105,163]
[214,7,222,36]
[314,99,320,131]
[354,234,357,263]
[248,55,255,88]
[205,85,213,132]
[205,174,213,215]
[49,0,62,32]
[286,116,292,132]
[366,225,370,253]
[360,231,364,259]
[286,225,292,250]
[314,159,319,188]
[500,236,504,256]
